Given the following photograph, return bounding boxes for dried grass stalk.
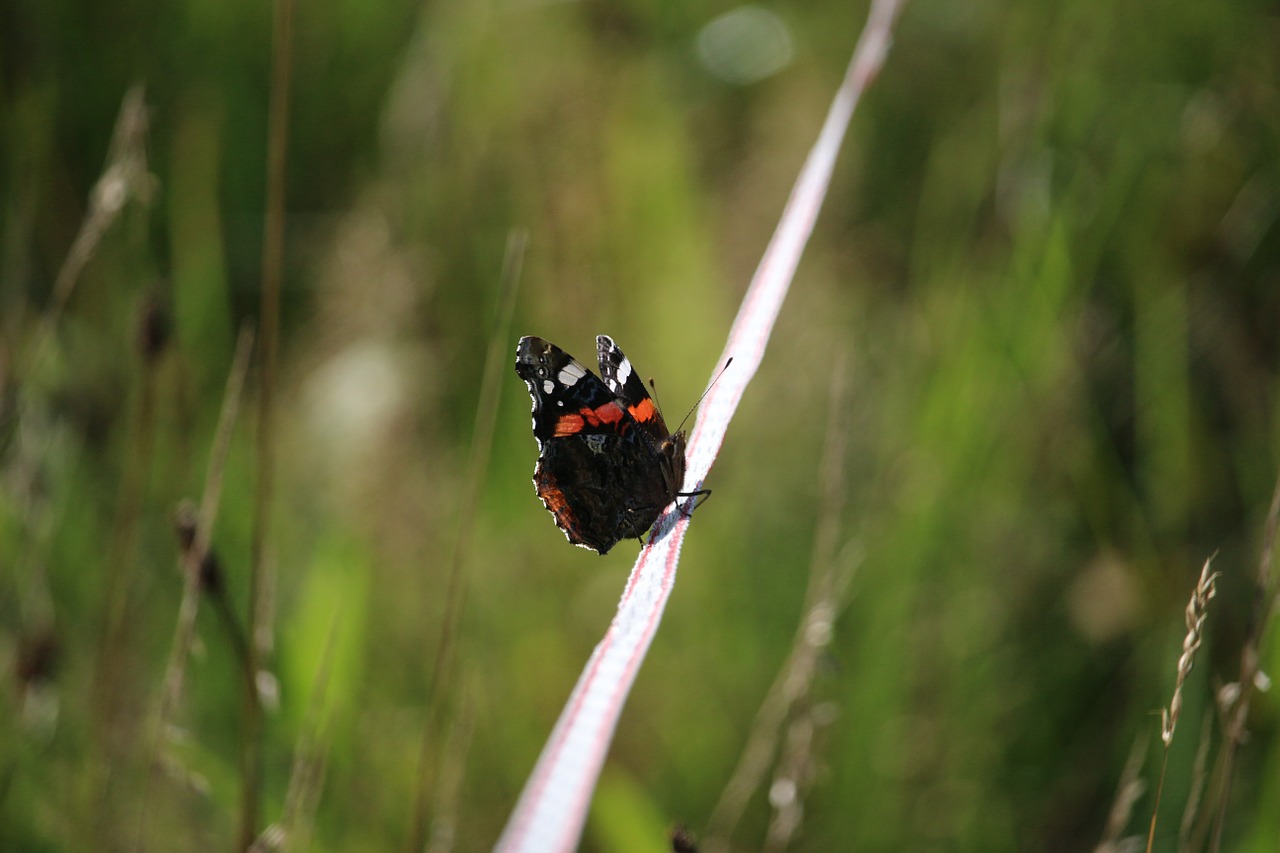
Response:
[1147,555,1219,853]
[1162,557,1219,746]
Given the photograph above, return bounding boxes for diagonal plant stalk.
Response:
[408,228,526,852]
[495,2,904,850]
[1094,736,1148,853]
[29,85,154,373]
[703,356,858,853]
[1206,467,1280,852]
[10,93,155,764]
[252,606,343,852]
[138,324,255,850]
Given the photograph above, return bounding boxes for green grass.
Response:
[2,0,1278,850]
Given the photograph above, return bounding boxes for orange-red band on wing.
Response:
[553,413,584,436]
[553,402,626,436]
[539,482,572,517]
[626,397,658,424]
[536,473,588,545]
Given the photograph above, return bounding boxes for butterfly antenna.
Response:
[646,375,666,419]
[666,357,733,434]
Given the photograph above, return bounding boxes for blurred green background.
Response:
[2,0,1279,850]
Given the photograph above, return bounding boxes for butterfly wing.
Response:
[516,336,628,447]
[596,334,673,445]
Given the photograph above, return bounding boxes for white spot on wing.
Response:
[542,379,554,394]
[558,360,587,387]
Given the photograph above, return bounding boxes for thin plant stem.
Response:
[1208,466,1280,852]
[28,86,153,375]
[1177,712,1213,852]
[408,228,526,852]
[704,356,858,853]
[12,94,154,776]
[89,295,169,842]
[1093,736,1147,853]
[244,0,296,846]
[426,683,477,853]
[253,607,342,852]
[137,324,255,850]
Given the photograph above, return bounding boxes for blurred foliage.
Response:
[2,0,1279,851]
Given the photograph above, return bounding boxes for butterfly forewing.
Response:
[596,334,673,445]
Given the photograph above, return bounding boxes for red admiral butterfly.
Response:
[515,335,688,555]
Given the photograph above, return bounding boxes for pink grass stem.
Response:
[495,3,904,850]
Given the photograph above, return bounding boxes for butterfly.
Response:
[514,335,689,554]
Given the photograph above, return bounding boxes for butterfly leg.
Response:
[676,488,711,517]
